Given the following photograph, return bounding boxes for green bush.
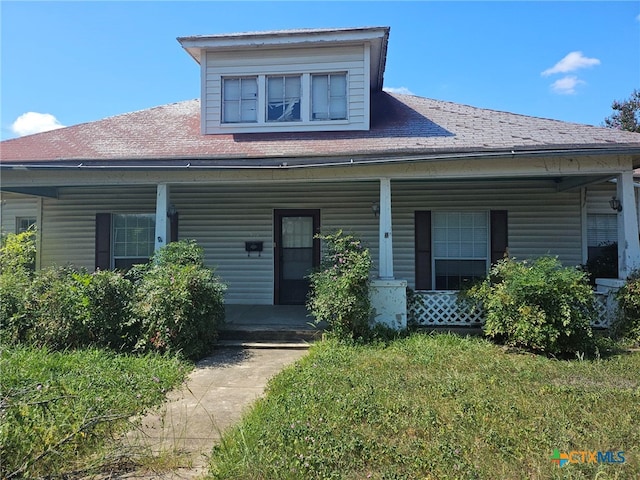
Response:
[24,266,93,350]
[0,269,31,345]
[307,230,373,340]
[85,270,136,350]
[0,228,36,273]
[0,229,37,344]
[1,238,225,360]
[614,270,640,344]
[465,256,596,355]
[151,238,205,267]
[133,262,226,360]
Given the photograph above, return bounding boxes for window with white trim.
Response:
[112,214,155,270]
[222,77,258,123]
[311,73,347,120]
[433,211,488,290]
[16,217,36,233]
[267,75,301,122]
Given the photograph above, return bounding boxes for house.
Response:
[1,26,639,329]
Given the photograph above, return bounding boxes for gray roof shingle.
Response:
[2,93,639,166]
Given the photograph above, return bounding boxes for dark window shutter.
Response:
[170,212,179,243]
[415,211,432,290]
[490,210,508,264]
[95,213,111,270]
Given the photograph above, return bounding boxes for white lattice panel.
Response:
[410,291,613,328]
[409,291,483,326]
[593,292,614,328]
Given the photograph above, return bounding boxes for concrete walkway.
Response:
[121,347,309,479]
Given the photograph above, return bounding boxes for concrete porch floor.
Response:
[219,305,325,344]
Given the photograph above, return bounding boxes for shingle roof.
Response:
[2,93,640,166]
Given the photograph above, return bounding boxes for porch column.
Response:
[378,177,394,279]
[154,183,171,252]
[370,177,407,330]
[616,171,640,278]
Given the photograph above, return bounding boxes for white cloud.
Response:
[541,51,601,76]
[550,75,585,95]
[383,86,415,95]
[637,13,640,22]
[11,112,65,137]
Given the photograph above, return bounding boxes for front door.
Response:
[274,209,320,305]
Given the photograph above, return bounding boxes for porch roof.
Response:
[1,92,640,167]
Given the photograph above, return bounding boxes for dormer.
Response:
[178,26,389,135]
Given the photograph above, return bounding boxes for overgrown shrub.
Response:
[151,239,205,267]
[133,261,226,360]
[0,228,36,273]
[614,270,640,344]
[465,256,596,355]
[1,237,225,360]
[0,229,37,343]
[86,270,135,350]
[24,266,92,350]
[307,230,372,340]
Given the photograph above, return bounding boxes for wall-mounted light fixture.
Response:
[167,204,178,218]
[609,196,622,212]
[372,202,380,218]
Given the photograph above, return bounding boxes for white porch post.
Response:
[370,177,407,330]
[154,184,170,253]
[378,177,394,279]
[616,171,640,278]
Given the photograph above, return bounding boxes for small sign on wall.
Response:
[245,241,264,257]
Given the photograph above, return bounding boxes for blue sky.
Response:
[1,1,639,140]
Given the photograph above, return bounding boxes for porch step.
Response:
[217,324,324,344]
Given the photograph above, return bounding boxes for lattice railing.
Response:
[593,292,615,328]
[408,291,483,326]
[408,290,615,328]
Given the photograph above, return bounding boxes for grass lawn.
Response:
[208,334,639,480]
[0,345,191,479]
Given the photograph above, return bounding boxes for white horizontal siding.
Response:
[40,186,156,269]
[206,45,363,68]
[172,182,379,304]
[0,193,39,234]
[17,179,585,304]
[586,183,617,215]
[391,180,582,289]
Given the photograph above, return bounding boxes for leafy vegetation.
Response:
[208,334,639,479]
[307,230,373,340]
[464,256,596,356]
[0,235,226,360]
[614,270,640,345]
[603,89,640,132]
[0,346,190,479]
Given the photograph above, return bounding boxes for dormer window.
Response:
[267,75,301,122]
[181,27,390,133]
[312,73,347,120]
[222,77,258,123]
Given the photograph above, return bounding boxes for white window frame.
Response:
[432,210,490,290]
[16,216,36,234]
[219,72,348,126]
[112,213,155,269]
[311,72,348,121]
[266,74,302,122]
[222,76,258,124]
